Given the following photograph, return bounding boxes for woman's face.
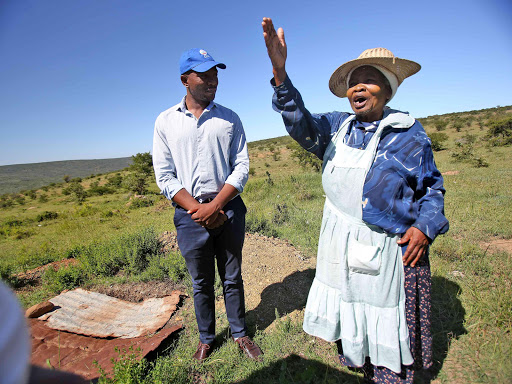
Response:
[346,66,391,122]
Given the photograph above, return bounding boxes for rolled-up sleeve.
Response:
[152,115,184,200]
[225,113,249,192]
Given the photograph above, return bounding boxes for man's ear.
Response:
[181,74,188,87]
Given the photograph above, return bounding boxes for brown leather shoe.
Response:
[192,341,212,361]
[234,336,263,360]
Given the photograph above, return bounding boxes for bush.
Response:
[453,121,463,132]
[122,173,148,195]
[139,252,187,282]
[451,134,489,168]
[63,181,87,203]
[290,141,322,172]
[106,173,123,188]
[246,215,279,237]
[486,116,512,147]
[74,204,97,217]
[38,194,48,203]
[428,132,449,151]
[129,196,157,209]
[36,211,58,222]
[272,203,289,225]
[78,227,163,277]
[43,264,85,293]
[434,119,448,131]
[88,181,114,196]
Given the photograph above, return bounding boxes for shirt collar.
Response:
[177,96,217,114]
[353,120,380,131]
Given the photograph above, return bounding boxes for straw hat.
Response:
[328,47,421,98]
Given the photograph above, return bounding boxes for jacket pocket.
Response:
[347,238,381,275]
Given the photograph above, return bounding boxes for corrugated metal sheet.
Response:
[39,289,182,338]
[30,319,182,380]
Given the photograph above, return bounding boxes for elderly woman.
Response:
[262,18,449,383]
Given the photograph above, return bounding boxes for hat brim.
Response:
[190,61,226,73]
[329,57,420,98]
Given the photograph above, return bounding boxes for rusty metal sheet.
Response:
[39,289,182,338]
[30,318,182,380]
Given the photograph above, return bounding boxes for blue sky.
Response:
[1,0,511,165]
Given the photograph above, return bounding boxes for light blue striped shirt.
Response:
[153,97,249,201]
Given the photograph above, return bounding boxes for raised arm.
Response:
[262,17,287,85]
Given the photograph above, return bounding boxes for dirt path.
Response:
[86,232,316,330]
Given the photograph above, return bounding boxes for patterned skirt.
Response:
[337,254,432,383]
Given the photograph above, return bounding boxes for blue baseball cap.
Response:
[179,48,226,74]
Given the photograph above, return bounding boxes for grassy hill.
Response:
[1,105,511,383]
[0,157,132,195]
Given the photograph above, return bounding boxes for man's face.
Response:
[182,67,219,105]
[346,66,391,122]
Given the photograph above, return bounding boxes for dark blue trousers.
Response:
[173,196,247,344]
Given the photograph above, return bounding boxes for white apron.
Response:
[303,115,414,373]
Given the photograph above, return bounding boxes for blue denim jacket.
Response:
[272,76,449,241]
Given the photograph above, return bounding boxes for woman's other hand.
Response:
[397,227,429,267]
[262,17,287,85]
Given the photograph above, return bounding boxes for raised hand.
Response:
[262,17,287,85]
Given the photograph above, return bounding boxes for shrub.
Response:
[38,194,48,203]
[428,132,449,151]
[74,204,97,217]
[36,211,58,222]
[14,195,26,205]
[106,173,123,187]
[129,196,156,209]
[88,181,114,196]
[63,182,87,203]
[434,120,448,131]
[290,141,322,172]
[451,134,489,168]
[78,227,163,277]
[272,203,289,225]
[486,116,512,147]
[246,215,279,237]
[453,121,463,132]
[26,190,37,200]
[43,264,85,293]
[140,252,187,282]
[122,173,148,195]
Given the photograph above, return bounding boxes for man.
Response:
[152,48,262,361]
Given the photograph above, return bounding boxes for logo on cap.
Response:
[199,50,209,58]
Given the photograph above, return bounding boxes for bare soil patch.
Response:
[480,239,512,254]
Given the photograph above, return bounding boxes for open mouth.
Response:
[353,96,367,109]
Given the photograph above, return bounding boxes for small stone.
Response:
[26,301,54,318]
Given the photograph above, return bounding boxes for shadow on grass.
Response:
[429,276,466,379]
[245,269,316,331]
[237,353,361,384]
[218,271,465,383]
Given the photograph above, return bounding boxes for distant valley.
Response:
[0,157,132,194]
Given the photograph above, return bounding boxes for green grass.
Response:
[1,105,512,383]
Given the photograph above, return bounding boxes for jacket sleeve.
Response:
[271,76,349,160]
[152,115,185,200]
[411,138,450,241]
